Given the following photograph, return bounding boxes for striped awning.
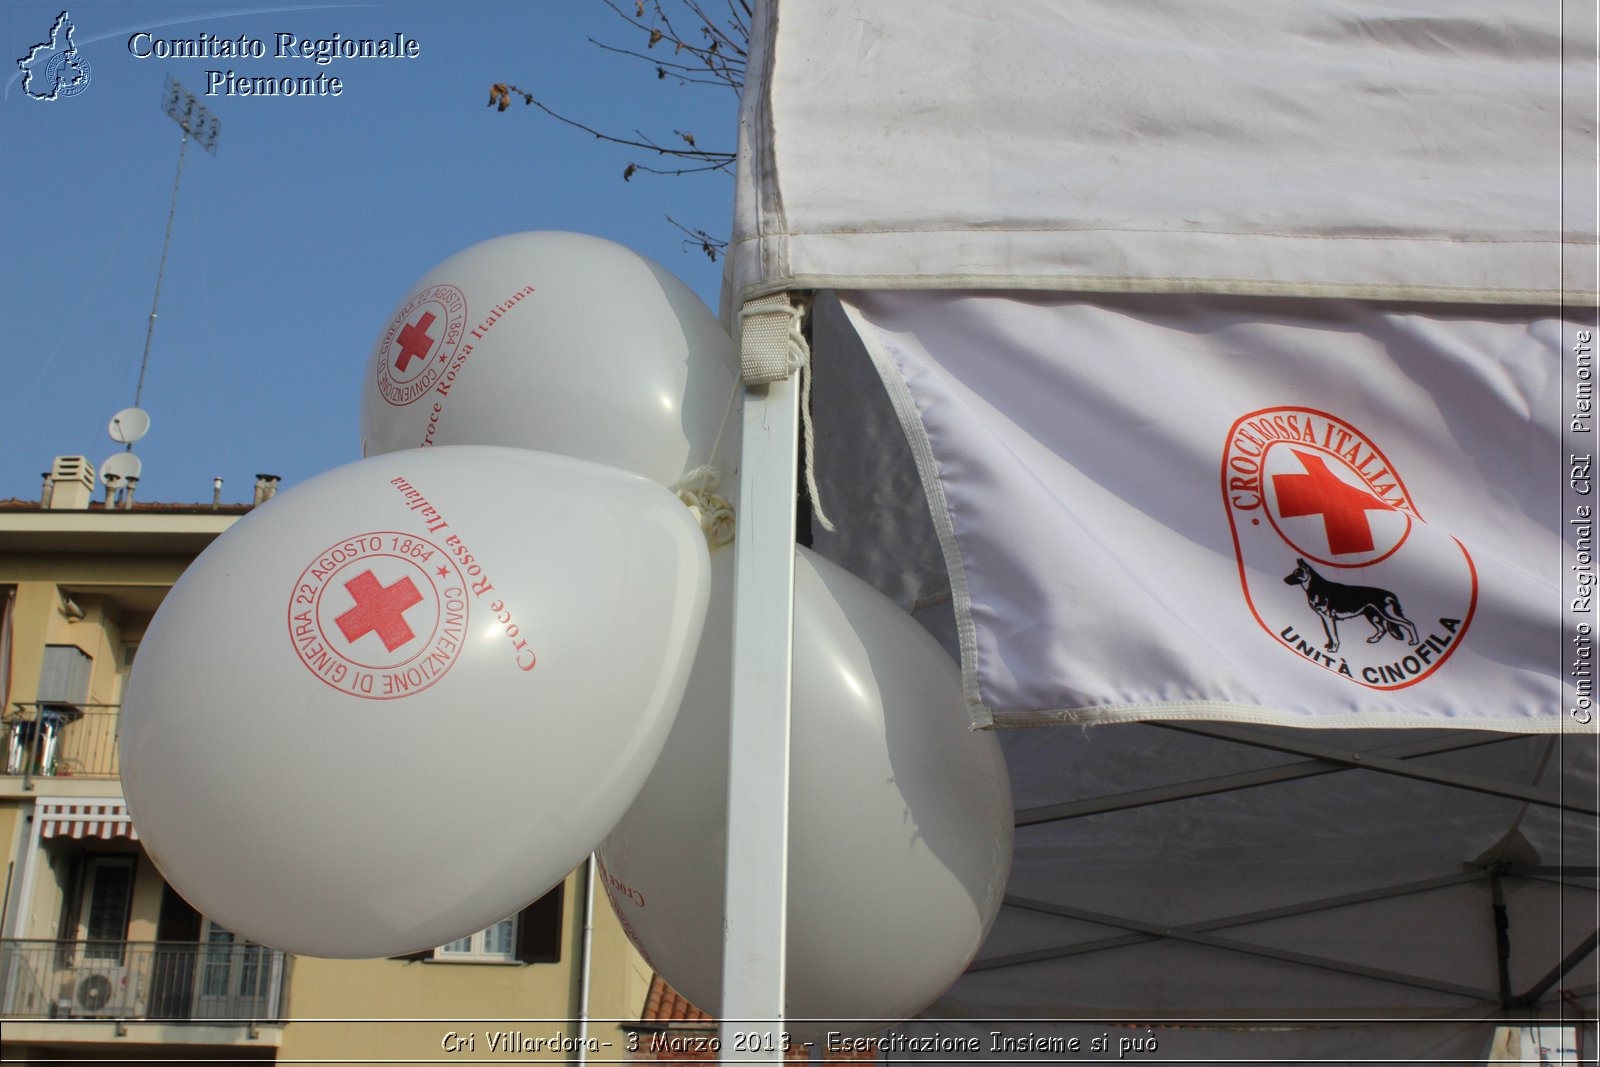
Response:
[38,799,139,841]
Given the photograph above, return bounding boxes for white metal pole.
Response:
[576,855,596,1066]
[718,371,800,1063]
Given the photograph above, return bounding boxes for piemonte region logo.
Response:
[18,11,91,101]
[375,285,467,406]
[288,531,469,699]
[1222,407,1476,690]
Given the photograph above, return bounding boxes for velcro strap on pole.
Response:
[739,294,805,384]
[736,294,833,531]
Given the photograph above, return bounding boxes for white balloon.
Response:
[359,231,739,488]
[121,446,710,958]
[597,548,1013,1039]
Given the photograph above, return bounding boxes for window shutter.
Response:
[156,882,203,941]
[515,883,564,963]
[38,644,92,706]
[56,852,86,942]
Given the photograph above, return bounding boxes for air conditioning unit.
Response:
[67,961,142,1018]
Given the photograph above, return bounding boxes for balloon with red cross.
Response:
[120,445,711,958]
[359,231,740,489]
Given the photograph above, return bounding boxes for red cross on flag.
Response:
[1271,449,1398,557]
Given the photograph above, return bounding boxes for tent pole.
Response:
[1491,870,1514,1007]
[1016,730,1521,826]
[1512,930,1600,1008]
[719,333,801,1061]
[977,870,1490,972]
[1002,894,1498,1002]
[1159,724,1596,815]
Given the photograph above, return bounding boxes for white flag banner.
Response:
[840,290,1574,731]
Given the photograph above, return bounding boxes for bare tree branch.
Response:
[488,2,745,257]
[596,0,745,90]
[488,83,735,171]
[668,214,730,261]
[586,39,741,89]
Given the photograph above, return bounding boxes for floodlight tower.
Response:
[135,76,219,410]
[105,78,220,508]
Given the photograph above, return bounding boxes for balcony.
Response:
[0,939,286,1028]
[2,703,121,788]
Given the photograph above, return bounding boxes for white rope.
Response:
[670,376,742,548]
[796,345,833,532]
[671,464,736,548]
[706,375,740,480]
[739,296,833,533]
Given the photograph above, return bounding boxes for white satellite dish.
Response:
[101,452,142,487]
[108,407,151,445]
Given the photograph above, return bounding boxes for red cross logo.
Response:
[1272,449,1395,556]
[334,570,424,652]
[393,312,437,372]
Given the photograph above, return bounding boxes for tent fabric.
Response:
[823,290,1572,731]
[730,0,1598,1047]
[796,295,1597,1034]
[953,724,1595,1021]
[731,0,1596,306]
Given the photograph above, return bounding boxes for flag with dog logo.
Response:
[838,291,1572,731]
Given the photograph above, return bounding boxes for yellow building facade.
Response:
[1,460,657,1064]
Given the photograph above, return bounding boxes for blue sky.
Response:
[3,1,739,504]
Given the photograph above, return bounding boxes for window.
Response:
[57,853,135,964]
[199,921,269,1000]
[394,882,564,964]
[81,856,134,957]
[438,916,518,961]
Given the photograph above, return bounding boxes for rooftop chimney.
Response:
[47,456,95,510]
[253,474,282,506]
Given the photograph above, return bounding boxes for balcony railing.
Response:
[0,939,286,1025]
[2,703,121,787]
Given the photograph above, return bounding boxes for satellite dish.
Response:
[101,452,142,486]
[109,407,151,445]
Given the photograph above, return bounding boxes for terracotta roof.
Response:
[640,974,716,1027]
[634,976,878,1061]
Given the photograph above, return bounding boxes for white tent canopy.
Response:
[729,0,1592,305]
[717,0,1597,1060]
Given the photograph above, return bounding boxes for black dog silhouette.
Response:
[1283,558,1419,653]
